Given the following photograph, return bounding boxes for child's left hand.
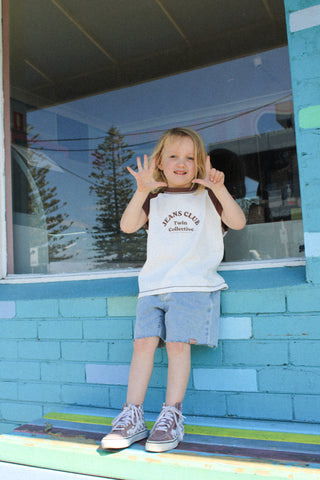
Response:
[192,156,225,191]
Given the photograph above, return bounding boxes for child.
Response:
[101,127,246,453]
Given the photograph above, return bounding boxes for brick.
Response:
[253,314,320,339]
[294,395,320,422]
[259,367,320,394]
[107,296,137,317]
[108,341,133,363]
[289,4,320,33]
[227,393,293,420]
[190,345,223,366]
[61,342,107,362]
[0,340,18,359]
[61,385,108,408]
[287,286,320,312]
[59,298,106,318]
[183,391,226,416]
[193,368,258,392]
[1,402,43,423]
[0,301,15,319]
[18,341,60,360]
[16,300,58,318]
[223,341,288,366]
[221,290,285,314]
[108,385,166,412]
[0,382,18,400]
[0,361,40,381]
[149,366,169,389]
[306,257,320,284]
[41,362,85,383]
[83,319,132,340]
[291,54,320,82]
[290,341,320,366]
[38,320,83,339]
[18,383,61,403]
[0,320,37,339]
[86,364,130,385]
[219,317,252,339]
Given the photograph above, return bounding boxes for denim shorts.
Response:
[134,291,220,348]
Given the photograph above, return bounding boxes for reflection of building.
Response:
[0,0,320,444]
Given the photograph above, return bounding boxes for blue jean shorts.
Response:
[134,291,221,348]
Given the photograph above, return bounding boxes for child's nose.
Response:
[176,157,186,165]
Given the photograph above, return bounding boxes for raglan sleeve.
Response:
[207,188,229,233]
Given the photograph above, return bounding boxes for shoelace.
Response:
[112,404,143,430]
[152,405,185,437]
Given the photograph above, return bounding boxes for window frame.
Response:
[1,0,306,282]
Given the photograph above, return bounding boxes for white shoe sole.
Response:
[101,429,148,450]
[145,437,180,453]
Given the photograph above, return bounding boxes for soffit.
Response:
[9,0,287,108]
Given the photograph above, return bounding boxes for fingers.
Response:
[127,165,137,177]
[210,169,224,184]
[143,154,149,169]
[206,155,211,172]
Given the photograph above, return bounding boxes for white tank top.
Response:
[138,188,228,297]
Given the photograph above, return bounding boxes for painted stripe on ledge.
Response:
[43,411,320,445]
[304,232,320,257]
[299,105,320,129]
[290,5,320,32]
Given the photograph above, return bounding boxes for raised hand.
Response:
[127,155,167,193]
[192,156,225,192]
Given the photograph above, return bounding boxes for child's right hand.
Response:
[127,155,167,193]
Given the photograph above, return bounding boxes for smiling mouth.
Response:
[174,170,187,175]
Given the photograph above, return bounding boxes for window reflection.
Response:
[10,46,304,273]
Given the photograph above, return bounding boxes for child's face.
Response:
[158,136,196,188]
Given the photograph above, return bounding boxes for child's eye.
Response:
[188,157,194,161]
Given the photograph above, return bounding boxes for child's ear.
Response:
[157,158,164,171]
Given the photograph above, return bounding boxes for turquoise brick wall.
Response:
[285,0,320,283]
[0,267,320,433]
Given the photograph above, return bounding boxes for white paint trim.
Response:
[304,232,320,257]
[290,5,320,32]
[0,258,306,284]
[0,0,7,280]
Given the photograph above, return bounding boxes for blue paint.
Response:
[193,368,258,392]
[227,393,293,421]
[60,298,106,318]
[0,302,15,318]
[0,276,139,301]
[0,267,307,301]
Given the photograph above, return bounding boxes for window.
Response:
[8,0,303,274]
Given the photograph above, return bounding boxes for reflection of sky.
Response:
[26,46,293,271]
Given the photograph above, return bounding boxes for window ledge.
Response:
[0,261,307,301]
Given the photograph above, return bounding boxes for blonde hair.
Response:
[152,127,207,190]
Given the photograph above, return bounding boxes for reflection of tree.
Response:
[89,126,146,268]
[27,128,76,262]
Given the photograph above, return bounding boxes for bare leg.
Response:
[165,342,191,406]
[126,336,159,405]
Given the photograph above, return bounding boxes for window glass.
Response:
[9,3,303,274]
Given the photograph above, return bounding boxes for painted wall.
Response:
[285,0,320,282]
[1,0,320,433]
[1,267,320,433]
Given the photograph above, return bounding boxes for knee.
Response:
[166,341,190,358]
[133,337,159,355]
